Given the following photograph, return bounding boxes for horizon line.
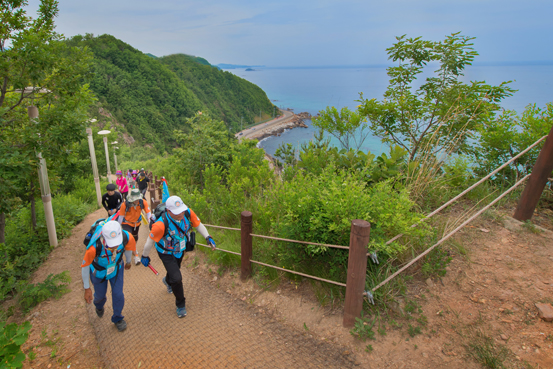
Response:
[218,60,553,69]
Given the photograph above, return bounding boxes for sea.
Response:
[224,64,553,157]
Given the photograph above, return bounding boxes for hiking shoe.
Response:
[114,319,127,332]
[95,308,104,318]
[162,277,173,294]
[134,255,141,266]
[176,306,187,318]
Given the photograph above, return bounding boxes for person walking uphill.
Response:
[117,189,151,265]
[82,221,136,332]
[140,196,216,318]
[116,170,129,200]
[102,184,123,216]
[137,171,150,198]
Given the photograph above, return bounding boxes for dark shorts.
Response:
[122,223,140,242]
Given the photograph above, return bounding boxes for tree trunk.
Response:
[0,212,5,244]
[30,179,37,232]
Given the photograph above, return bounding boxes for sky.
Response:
[26,0,553,67]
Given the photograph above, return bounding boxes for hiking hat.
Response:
[127,189,142,203]
[166,196,188,215]
[102,221,123,247]
[132,170,137,174]
[106,183,117,191]
[116,170,122,175]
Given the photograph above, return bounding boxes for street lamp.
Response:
[27,103,58,247]
[86,121,102,208]
[111,141,118,173]
[98,129,112,183]
[15,87,58,247]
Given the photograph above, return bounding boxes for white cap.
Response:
[165,196,188,215]
[101,221,123,247]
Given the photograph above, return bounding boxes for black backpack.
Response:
[150,203,195,251]
[83,218,105,247]
[83,219,129,259]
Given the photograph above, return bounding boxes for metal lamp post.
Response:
[111,141,118,173]
[27,105,58,247]
[86,123,102,208]
[98,130,112,183]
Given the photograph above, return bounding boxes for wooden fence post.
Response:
[241,211,253,281]
[156,186,162,201]
[343,219,371,328]
[513,124,553,221]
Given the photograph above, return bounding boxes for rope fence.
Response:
[146,131,548,326]
[250,234,349,250]
[249,260,347,288]
[196,242,241,256]
[370,134,548,255]
[370,173,531,293]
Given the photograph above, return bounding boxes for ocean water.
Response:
[225,65,553,157]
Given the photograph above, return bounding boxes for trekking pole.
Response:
[148,264,159,275]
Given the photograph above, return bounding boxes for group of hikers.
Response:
[84,172,216,332]
[110,168,151,201]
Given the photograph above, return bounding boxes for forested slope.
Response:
[160,54,275,129]
[66,34,275,151]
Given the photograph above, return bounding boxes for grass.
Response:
[465,330,510,369]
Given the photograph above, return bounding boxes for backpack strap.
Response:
[161,212,169,238]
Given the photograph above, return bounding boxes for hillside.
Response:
[66,34,276,151]
[160,54,274,130]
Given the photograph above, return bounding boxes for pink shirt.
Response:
[116,177,129,193]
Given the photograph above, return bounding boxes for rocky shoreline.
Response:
[252,112,313,141]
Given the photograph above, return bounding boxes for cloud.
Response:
[24,0,553,66]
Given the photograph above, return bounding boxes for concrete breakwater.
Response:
[252,112,312,141]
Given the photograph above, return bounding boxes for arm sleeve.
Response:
[101,195,108,210]
[125,251,133,264]
[142,237,155,257]
[196,223,209,239]
[143,221,165,257]
[82,266,91,289]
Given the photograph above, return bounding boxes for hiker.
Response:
[82,220,136,332]
[126,169,133,185]
[140,195,216,318]
[117,188,151,265]
[130,170,138,189]
[137,171,150,198]
[102,183,123,216]
[116,170,129,200]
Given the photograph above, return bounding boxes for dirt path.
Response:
[18,206,357,369]
[13,202,553,368]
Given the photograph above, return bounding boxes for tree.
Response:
[0,0,94,242]
[312,106,371,151]
[172,112,233,189]
[358,33,515,161]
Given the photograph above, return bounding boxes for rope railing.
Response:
[196,242,241,256]
[204,224,241,231]
[249,260,347,287]
[250,234,349,250]
[370,173,531,293]
[369,134,548,255]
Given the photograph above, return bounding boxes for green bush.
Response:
[0,321,31,368]
[0,175,98,302]
[16,272,71,313]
